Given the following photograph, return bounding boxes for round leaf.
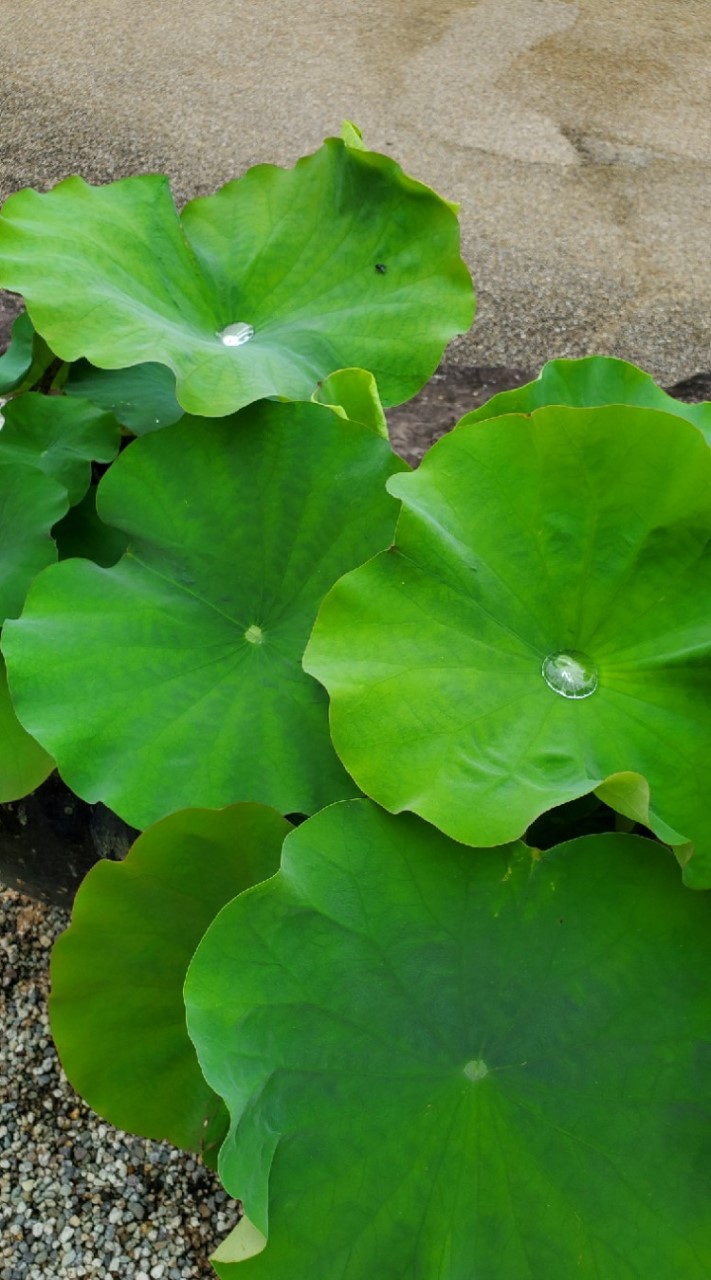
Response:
[50,803,289,1163]
[3,400,406,828]
[0,138,474,417]
[304,406,711,883]
[464,354,711,442]
[185,800,711,1279]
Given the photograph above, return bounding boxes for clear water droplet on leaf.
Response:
[542,650,598,699]
[220,322,254,347]
[463,1058,489,1082]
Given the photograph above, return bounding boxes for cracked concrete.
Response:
[0,0,709,381]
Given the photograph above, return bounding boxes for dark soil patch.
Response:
[386,365,533,464]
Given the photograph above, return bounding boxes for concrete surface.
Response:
[0,0,709,382]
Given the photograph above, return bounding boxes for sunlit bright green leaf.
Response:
[305,406,711,883]
[464,355,711,443]
[0,138,474,417]
[312,368,388,439]
[3,400,406,828]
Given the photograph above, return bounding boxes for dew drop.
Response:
[220,322,254,347]
[463,1059,488,1082]
[542,650,598,699]
[244,624,264,645]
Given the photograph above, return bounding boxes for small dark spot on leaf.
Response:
[375,263,387,274]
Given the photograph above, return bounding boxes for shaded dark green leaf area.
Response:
[463,355,711,443]
[305,405,711,882]
[53,485,129,568]
[51,804,290,1164]
[0,392,120,504]
[0,310,35,394]
[2,400,407,827]
[185,800,711,1280]
[0,138,474,416]
[64,359,184,435]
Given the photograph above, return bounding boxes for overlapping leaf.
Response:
[0,311,35,394]
[311,368,388,439]
[64,359,184,435]
[0,137,474,417]
[0,393,120,504]
[51,804,290,1164]
[3,399,407,828]
[0,657,52,801]
[304,406,711,884]
[185,800,711,1279]
[464,355,711,442]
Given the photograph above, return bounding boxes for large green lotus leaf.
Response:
[0,392,120,504]
[0,138,474,417]
[50,803,290,1164]
[185,800,711,1280]
[0,656,53,801]
[463,355,711,442]
[2,400,406,828]
[304,406,711,884]
[64,359,184,434]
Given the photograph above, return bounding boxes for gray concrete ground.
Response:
[0,0,709,382]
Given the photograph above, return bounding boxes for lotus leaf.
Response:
[50,804,289,1163]
[0,392,120,504]
[304,406,711,884]
[0,311,35,394]
[464,355,711,442]
[0,657,52,801]
[0,137,474,417]
[311,367,388,439]
[3,400,407,828]
[185,799,711,1279]
[64,359,184,434]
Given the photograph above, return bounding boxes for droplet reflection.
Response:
[542,650,598,699]
[220,322,254,347]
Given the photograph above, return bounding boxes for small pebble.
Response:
[0,884,239,1278]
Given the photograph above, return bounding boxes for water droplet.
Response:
[542,650,598,699]
[463,1059,488,1082]
[244,624,264,645]
[219,322,254,347]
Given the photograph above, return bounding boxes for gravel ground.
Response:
[0,886,238,1280]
